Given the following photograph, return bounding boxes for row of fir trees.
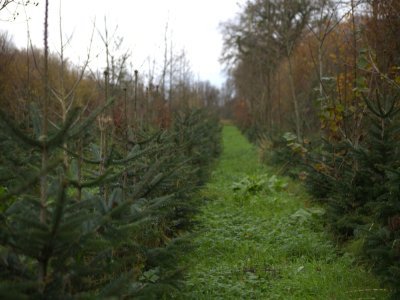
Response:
[221,0,400,297]
[0,1,222,298]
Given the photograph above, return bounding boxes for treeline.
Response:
[221,0,400,297]
[0,1,222,298]
[0,34,220,129]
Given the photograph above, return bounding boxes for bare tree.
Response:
[49,0,94,167]
[0,0,38,19]
[308,0,347,99]
[38,0,49,286]
[274,0,313,141]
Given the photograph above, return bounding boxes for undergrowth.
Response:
[177,125,388,299]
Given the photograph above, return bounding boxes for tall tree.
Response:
[274,0,313,141]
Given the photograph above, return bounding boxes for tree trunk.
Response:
[287,54,302,142]
[39,0,50,288]
[318,43,323,98]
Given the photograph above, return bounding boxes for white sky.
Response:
[1,0,245,87]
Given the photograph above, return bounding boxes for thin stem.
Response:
[39,0,50,287]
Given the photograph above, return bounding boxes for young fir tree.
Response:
[0,95,222,299]
[359,89,400,298]
[306,86,400,297]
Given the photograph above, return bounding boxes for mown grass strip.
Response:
[179,125,388,299]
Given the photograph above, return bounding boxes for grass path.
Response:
[179,125,387,299]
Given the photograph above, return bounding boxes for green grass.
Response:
[177,125,388,299]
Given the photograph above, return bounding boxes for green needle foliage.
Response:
[0,103,221,298]
[303,88,400,297]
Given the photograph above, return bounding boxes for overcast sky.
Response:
[1,0,245,87]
